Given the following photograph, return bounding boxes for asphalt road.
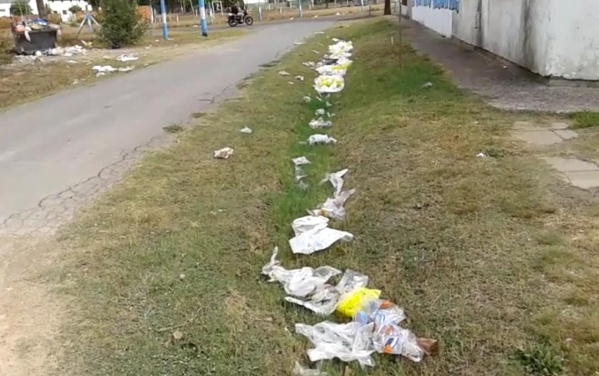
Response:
[0,20,334,234]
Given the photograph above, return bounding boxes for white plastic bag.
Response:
[213,147,234,159]
[292,215,329,236]
[295,321,376,368]
[311,189,356,220]
[289,225,354,255]
[292,362,328,376]
[320,169,349,197]
[314,75,345,94]
[309,118,333,129]
[308,134,337,145]
[262,248,341,298]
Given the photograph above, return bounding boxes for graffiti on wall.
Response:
[413,0,459,11]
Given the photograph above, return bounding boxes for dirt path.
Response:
[0,237,62,376]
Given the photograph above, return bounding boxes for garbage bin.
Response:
[13,29,58,55]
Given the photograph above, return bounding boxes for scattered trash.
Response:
[476,152,486,158]
[314,75,345,94]
[172,330,184,340]
[335,12,341,15]
[303,61,316,68]
[295,321,376,368]
[326,101,333,107]
[314,31,325,35]
[240,126,253,134]
[312,50,320,54]
[309,118,333,129]
[315,108,326,116]
[66,60,77,64]
[292,156,311,166]
[303,96,312,103]
[293,362,328,376]
[320,169,348,197]
[308,134,337,145]
[92,65,134,77]
[262,247,341,297]
[213,147,234,159]
[116,53,139,62]
[289,215,354,255]
[421,82,433,89]
[72,79,79,85]
[310,189,355,220]
[296,75,305,81]
[294,42,306,45]
[279,70,290,76]
[293,157,310,187]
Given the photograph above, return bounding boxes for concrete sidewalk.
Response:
[401,18,599,112]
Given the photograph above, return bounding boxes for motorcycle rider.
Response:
[230,3,241,22]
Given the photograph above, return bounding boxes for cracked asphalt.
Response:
[0,20,333,235]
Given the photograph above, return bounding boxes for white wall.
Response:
[47,0,89,22]
[411,0,458,38]
[541,0,599,80]
[0,4,10,16]
[448,0,599,80]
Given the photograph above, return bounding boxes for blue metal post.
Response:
[198,0,209,37]
[159,0,168,40]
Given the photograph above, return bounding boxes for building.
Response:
[406,0,599,81]
[0,0,90,22]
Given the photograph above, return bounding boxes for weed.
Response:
[514,344,564,376]
[163,123,184,133]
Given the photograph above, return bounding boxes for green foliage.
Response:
[514,344,565,376]
[569,111,599,129]
[97,0,147,47]
[69,4,83,13]
[10,0,32,15]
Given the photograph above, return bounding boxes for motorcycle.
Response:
[227,11,253,27]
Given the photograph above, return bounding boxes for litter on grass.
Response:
[476,152,486,158]
[213,147,234,159]
[292,156,311,166]
[303,61,316,68]
[310,189,355,220]
[314,75,345,94]
[296,75,305,81]
[303,96,312,103]
[240,126,253,134]
[116,54,139,62]
[262,247,341,297]
[309,118,333,129]
[289,215,354,255]
[92,65,134,76]
[293,362,328,376]
[422,82,433,88]
[293,156,311,188]
[320,169,348,197]
[308,134,337,145]
[279,70,291,76]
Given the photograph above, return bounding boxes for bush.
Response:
[0,38,12,66]
[10,0,32,15]
[97,0,147,47]
[69,4,82,13]
[47,13,61,24]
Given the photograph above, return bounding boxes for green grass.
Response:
[569,111,599,129]
[52,19,599,375]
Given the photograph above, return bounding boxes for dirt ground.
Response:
[0,237,64,376]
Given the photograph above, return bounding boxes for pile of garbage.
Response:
[260,37,435,373]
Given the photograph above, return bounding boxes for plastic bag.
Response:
[308,134,337,145]
[261,248,341,298]
[336,288,381,318]
[292,215,329,236]
[310,189,356,220]
[289,225,354,255]
[295,321,376,368]
[292,362,328,376]
[320,169,348,197]
[213,147,234,159]
[314,75,345,94]
[309,118,333,129]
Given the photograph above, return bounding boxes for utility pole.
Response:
[198,0,208,36]
[160,0,168,40]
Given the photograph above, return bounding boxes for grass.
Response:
[0,28,246,111]
[50,18,599,376]
[569,111,599,129]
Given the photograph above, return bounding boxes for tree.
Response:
[10,0,32,15]
[35,0,45,16]
[384,0,391,15]
[98,0,147,47]
[69,4,83,12]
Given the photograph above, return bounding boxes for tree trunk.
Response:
[36,0,46,16]
[325,0,329,9]
[383,0,391,14]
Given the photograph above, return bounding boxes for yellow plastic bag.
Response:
[336,288,381,318]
